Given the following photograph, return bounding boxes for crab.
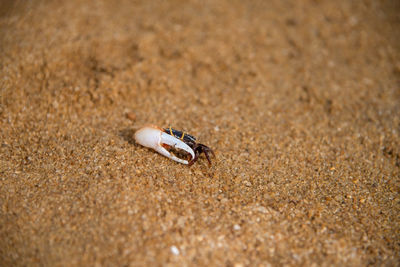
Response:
[163,127,215,166]
[134,125,215,166]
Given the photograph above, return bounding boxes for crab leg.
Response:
[135,126,195,164]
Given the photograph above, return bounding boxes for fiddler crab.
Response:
[134,125,215,166]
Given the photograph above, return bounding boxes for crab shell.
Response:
[134,125,195,164]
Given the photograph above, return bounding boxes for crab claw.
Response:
[134,125,195,164]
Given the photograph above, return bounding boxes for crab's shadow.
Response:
[119,128,136,145]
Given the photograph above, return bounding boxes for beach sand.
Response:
[1,0,399,265]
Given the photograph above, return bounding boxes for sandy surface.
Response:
[1,0,399,266]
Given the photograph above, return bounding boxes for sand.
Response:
[1,0,399,265]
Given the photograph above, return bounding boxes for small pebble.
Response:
[243,180,252,187]
[125,111,136,121]
[170,245,179,255]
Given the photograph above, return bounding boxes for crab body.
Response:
[163,127,215,166]
[134,125,214,166]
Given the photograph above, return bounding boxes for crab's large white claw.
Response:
[134,126,195,165]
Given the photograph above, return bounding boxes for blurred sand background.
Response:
[1,0,399,265]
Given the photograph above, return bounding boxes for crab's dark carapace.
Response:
[163,127,196,145]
